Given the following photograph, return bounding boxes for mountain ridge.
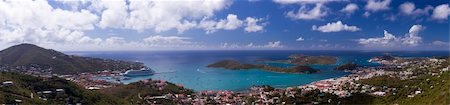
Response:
[0,43,143,74]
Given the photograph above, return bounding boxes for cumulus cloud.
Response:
[312,21,360,32]
[365,0,391,12]
[91,0,128,29]
[244,17,265,32]
[0,0,99,45]
[264,41,284,48]
[143,35,192,44]
[286,3,327,20]
[199,14,266,34]
[340,3,358,14]
[431,4,450,20]
[296,37,305,41]
[358,30,398,46]
[399,2,433,17]
[358,25,424,47]
[123,0,232,33]
[402,25,424,46]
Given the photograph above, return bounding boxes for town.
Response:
[2,55,448,104]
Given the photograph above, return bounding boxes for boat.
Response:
[123,67,155,77]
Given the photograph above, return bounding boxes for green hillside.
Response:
[0,72,130,105]
[0,44,143,74]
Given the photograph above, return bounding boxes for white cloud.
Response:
[273,0,345,4]
[431,41,449,46]
[92,0,128,29]
[0,0,99,45]
[399,2,415,15]
[399,2,433,17]
[264,41,284,48]
[143,35,191,44]
[358,25,424,47]
[124,0,232,33]
[296,37,305,41]
[365,0,391,12]
[358,30,398,47]
[312,21,360,32]
[363,11,371,17]
[286,3,327,20]
[216,14,243,30]
[431,4,450,20]
[199,14,266,34]
[105,37,126,45]
[340,3,358,14]
[402,25,424,46]
[220,41,284,49]
[244,17,265,32]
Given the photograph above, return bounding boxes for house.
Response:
[55,89,64,93]
[2,81,14,86]
[371,91,386,96]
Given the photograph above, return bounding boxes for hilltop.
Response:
[0,44,143,74]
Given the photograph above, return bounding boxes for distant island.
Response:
[335,62,360,71]
[207,60,319,74]
[256,54,337,65]
[0,44,144,74]
[207,54,337,74]
[277,54,337,65]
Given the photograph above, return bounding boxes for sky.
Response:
[0,0,448,51]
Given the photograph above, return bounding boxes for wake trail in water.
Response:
[197,68,207,73]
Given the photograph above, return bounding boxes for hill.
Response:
[0,44,143,74]
[99,80,194,104]
[0,72,130,105]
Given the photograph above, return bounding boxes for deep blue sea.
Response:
[67,50,449,91]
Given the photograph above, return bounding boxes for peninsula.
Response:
[0,44,144,75]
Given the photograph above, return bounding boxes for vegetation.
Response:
[207,60,319,73]
[0,44,144,74]
[354,71,450,105]
[335,62,359,70]
[0,72,130,105]
[207,60,259,70]
[99,80,194,104]
[285,54,337,65]
[0,72,195,105]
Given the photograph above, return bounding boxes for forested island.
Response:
[207,60,319,74]
[275,54,337,65]
[335,62,360,70]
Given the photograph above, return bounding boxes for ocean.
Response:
[67,50,449,91]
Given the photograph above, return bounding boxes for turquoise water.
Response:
[68,50,449,91]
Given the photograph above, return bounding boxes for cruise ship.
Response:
[123,67,155,77]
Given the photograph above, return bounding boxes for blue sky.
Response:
[0,0,448,51]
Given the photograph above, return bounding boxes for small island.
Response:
[207,60,318,74]
[258,54,337,65]
[335,62,359,70]
[285,54,337,65]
